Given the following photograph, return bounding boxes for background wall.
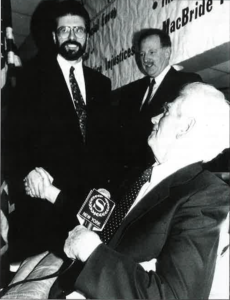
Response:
[10,0,230,97]
[83,0,230,91]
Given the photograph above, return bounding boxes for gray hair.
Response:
[174,82,229,163]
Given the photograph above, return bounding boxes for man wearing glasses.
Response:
[6,0,112,262]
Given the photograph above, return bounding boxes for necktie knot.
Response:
[142,166,152,182]
[70,66,75,74]
[146,78,155,100]
[141,78,156,111]
[149,78,156,88]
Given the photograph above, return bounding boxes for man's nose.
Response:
[143,54,148,62]
[143,53,152,62]
[151,113,163,124]
[69,28,76,40]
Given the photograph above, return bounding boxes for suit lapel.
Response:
[147,67,177,114]
[153,67,176,98]
[109,174,172,247]
[83,66,95,106]
[109,163,203,248]
[137,76,150,109]
[40,56,73,106]
[39,56,85,137]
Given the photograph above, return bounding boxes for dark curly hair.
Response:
[52,0,90,33]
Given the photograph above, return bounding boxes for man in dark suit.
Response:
[118,28,202,179]
[59,82,228,299]
[2,83,229,299]
[5,1,112,261]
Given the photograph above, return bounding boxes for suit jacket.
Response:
[118,67,202,174]
[74,163,229,299]
[6,53,112,260]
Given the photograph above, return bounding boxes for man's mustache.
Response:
[62,41,81,48]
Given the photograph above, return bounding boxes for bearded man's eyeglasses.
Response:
[57,26,86,39]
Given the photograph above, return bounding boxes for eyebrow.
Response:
[163,102,169,111]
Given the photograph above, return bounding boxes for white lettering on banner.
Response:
[84,0,229,89]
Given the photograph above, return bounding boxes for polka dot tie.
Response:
[69,66,87,142]
[99,167,152,244]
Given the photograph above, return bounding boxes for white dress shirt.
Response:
[57,54,86,104]
[140,65,171,109]
[127,159,190,216]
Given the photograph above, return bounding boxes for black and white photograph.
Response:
[1,0,229,299]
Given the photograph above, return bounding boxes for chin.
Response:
[148,131,156,142]
[147,138,155,151]
[64,51,83,61]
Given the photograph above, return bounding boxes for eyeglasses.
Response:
[56,26,86,39]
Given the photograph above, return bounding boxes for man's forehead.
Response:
[140,35,160,47]
[56,15,85,26]
[165,101,181,115]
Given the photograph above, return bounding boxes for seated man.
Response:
[3,82,230,299]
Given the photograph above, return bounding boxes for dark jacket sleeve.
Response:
[74,182,229,299]
[52,190,82,232]
[6,58,49,182]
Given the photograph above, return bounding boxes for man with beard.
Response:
[5,0,112,262]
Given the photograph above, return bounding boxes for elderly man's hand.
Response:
[64,225,102,262]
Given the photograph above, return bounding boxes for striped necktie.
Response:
[69,66,86,141]
[99,167,152,244]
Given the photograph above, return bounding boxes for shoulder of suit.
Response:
[170,67,202,82]
[172,163,229,200]
[83,65,111,82]
[21,54,60,79]
[121,76,149,91]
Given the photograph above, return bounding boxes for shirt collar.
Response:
[152,64,171,85]
[149,158,193,186]
[57,54,83,73]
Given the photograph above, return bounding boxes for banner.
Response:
[84,0,229,90]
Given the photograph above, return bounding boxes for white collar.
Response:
[57,54,83,73]
[149,159,192,186]
[152,65,171,85]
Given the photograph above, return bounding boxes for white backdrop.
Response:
[84,0,229,90]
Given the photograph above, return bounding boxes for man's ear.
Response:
[176,117,196,139]
[52,32,56,44]
[165,47,171,60]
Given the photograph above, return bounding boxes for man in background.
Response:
[118,28,202,180]
[5,0,112,262]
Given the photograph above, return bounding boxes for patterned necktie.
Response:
[99,167,152,244]
[69,66,87,141]
[141,78,156,111]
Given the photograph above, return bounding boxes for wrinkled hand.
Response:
[64,225,102,262]
[24,167,54,199]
